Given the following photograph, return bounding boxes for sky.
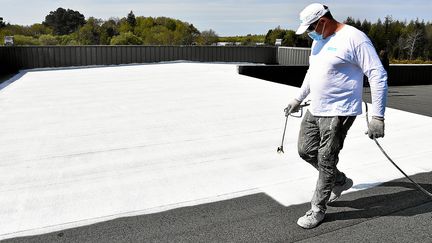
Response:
[1,0,432,36]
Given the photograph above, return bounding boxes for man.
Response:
[286,3,388,229]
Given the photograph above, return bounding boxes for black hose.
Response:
[364,101,432,198]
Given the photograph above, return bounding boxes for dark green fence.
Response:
[0,45,277,73]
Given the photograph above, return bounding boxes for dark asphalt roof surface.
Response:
[5,173,432,243]
[363,85,432,117]
[4,85,432,243]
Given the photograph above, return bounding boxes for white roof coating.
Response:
[0,62,431,239]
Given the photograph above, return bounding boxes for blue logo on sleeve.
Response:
[327,47,337,51]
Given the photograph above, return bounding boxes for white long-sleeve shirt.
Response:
[296,25,388,117]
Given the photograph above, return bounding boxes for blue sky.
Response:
[1,0,432,36]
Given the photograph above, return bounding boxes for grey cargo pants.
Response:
[298,110,356,212]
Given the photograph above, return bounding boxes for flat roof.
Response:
[1,62,431,239]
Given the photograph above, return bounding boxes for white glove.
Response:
[284,99,301,117]
[368,116,385,139]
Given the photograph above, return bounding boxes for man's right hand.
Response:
[284,99,301,117]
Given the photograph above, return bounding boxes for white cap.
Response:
[295,3,329,35]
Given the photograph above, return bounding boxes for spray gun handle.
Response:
[289,100,311,118]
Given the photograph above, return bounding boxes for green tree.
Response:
[39,34,58,45]
[184,24,200,45]
[134,17,152,41]
[0,24,30,44]
[29,23,53,37]
[13,35,40,45]
[134,17,199,45]
[0,17,6,28]
[385,18,404,58]
[119,18,133,33]
[100,18,119,45]
[197,29,218,45]
[264,27,286,45]
[424,23,432,60]
[280,30,310,47]
[127,11,137,28]
[241,34,255,46]
[0,23,52,43]
[151,25,175,45]
[57,34,79,45]
[172,22,199,45]
[43,8,86,35]
[368,18,387,51]
[136,16,155,29]
[0,24,30,36]
[282,30,296,46]
[361,19,372,34]
[344,17,356,26]
[155,17,177,31]
[77,17,102,45]
[110,32,143,45]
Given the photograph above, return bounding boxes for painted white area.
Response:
[0,63,431,239]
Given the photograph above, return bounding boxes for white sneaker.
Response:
[297,209,325,229]
[328,178,353,203]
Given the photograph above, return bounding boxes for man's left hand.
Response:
[368,117,385,139]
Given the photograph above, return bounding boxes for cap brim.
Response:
[295,24,309,35]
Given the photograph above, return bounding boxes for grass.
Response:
[390,59,432,64]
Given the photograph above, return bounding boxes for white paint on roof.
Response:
[0,63,431,239]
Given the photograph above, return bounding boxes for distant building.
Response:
[275,39,282,46]
[4,36,14,46]
[216,42,231,46]
[217,42,264,46]
[217,42,242,46]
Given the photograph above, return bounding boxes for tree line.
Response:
[0,8,218,46]
[263,16,432,62]
[1,8,431,61]
[345,16,432,62]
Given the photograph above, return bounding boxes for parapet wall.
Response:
[0,45,278,73]
[1,45,431,86]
